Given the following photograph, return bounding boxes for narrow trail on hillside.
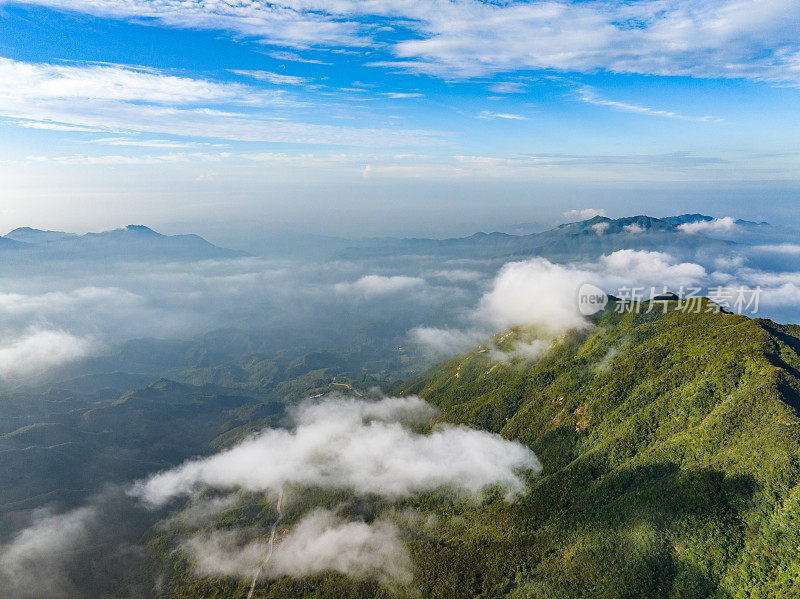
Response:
[246,487,284,599]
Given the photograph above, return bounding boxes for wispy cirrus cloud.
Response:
[13,0,800,86]
[476,111,528,120]
[50,153,228,165]
[381,92,424,99]
[15,0,368,48]
[230,70,313,86]
[487,82,527,94]
[0,57,252,104]
[88,137,216,148]
[575,86,721,122]
[9,120,107,132]
[0,58,444,147]
[266,51,332,65]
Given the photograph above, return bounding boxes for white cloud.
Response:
[476,111,528,120]
[563,208,606,221]
[600,250,707,289]
[182,509,414,589]
[384,0,800,84]
[471,260,603,361]
[267,51,331,65]
[752,243,800,254]
[487,82,526,94]
[0,257,482,383]
[334,275,426,297]
[132,395,541,506]
[417,250,714,362]
[6,106,439,148]
[0,487,166,599]
[0,506,96,599]
[0,58,442,147]
[90,137,208,148]
[230,70,312,86]
[476,258,594,336]
[677,216,738,234]
[592,222,610,236]
[17,0,366,49]
[17,0,800,86]
[713,254,746,269]
[269,510,413,588]
[49,152,223,165]
[162,495,240,530]
[382,92,424,99]
[622,223,645,234]
[576,87,719,121]
[0,57,249,104]
[0,285,201,343]
[0,329,94,378]
[180,528,266,581]
[410,326,487,356]
[489,338,552,364]
[9,120,106,132]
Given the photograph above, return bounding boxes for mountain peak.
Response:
[0,224,247,260]
[662,213,714,226]
[5,227,77,244]
[122,224,160,235]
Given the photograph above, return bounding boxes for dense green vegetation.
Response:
[0,380,281,515]
[403,301,800,597]
[160,301,800,598]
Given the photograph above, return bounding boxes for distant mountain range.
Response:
[0,214,772,263]
[338,214,766,260]
[0,224,247,261]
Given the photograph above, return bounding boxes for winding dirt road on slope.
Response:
[246,487,284,599]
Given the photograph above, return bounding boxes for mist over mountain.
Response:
[396,301,800,597]
[337,214,747,261]
[5,0,800,593]
[2,212,800,598]
[5,227,79,244]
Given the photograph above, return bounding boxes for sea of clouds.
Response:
[4,215,800,595]
[3,216,800,378]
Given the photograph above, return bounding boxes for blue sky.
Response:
[0,0,798,237]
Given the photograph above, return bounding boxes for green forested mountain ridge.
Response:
[399,301,800,597]
[160,302,800,598]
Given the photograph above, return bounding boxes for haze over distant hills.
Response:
[3,210,800,598]
[337,214,767,261]
[0,224,247,261]
[0,214,775,264]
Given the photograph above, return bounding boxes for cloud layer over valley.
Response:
[134,395,541,505]
[182,509,415,589]
[4,216,800,380]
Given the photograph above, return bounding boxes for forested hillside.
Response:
[400,300,800,597]
[161,301,800,598]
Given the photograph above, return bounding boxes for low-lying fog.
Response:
[3,214,800,597]
[1,215,800,381]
